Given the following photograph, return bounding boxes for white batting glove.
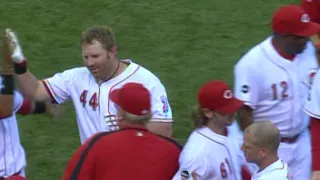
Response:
[5,28,25,63]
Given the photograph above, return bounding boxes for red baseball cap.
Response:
[110,83,151,116]
[272,5,320,37]
[198,80,244,114]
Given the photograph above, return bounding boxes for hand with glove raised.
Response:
[5,28,28,74]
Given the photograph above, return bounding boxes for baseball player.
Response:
[5,26,173,144]
[301,0,320,66]
[0,75,59,179]
[304,70,320,180]
[242,121,291,180]
[172,80,251,180]
[301,0,320,24]
[61,82,181,180]
[234,5,320,179]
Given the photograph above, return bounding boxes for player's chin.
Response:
[89,69,100,78]
[296,46,307,54]
[225,121,234,127]
[226,118,235,124]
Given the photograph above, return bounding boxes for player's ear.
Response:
[202,108,213,119]
[259,147,268,159]
[108,46,117,59]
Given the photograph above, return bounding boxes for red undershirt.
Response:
[271,38,295,61]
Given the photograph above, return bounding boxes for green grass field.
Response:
[1,0,298,179]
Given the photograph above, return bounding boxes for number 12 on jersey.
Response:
[80,90,99,110]
[271,81,288,100]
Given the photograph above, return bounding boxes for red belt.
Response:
[0,171,21,180]
[280,134,300,144]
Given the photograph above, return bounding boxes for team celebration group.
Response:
[1,1,320,180]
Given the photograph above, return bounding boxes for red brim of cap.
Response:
[216,98,244,114]
[110,89,120,105]
[295,22,320,37]
[6,176,28,180]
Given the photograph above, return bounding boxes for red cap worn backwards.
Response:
[110,83,151,116]
[272,5,320,37]
[198,80,244,114]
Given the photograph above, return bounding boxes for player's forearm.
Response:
[147,121,172,137]
[16,70,42,101]
[237,106,254,131]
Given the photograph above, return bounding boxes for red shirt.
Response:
[61,127,182,180]
[310,117,320,171]
[301,0,320,24]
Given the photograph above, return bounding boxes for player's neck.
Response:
[271,37,295,61]
[98,60,127,83]
[119,121,146,130]
[207,121,227,136]
[258,155,279,172]
[113,60,129,77]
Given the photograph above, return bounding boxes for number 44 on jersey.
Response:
[79,90,99,110]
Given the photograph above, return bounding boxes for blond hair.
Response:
[80,25,116,51]
[245,121,280,152]
[191,105,209,128]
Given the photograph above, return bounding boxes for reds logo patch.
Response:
[160,95,169,114]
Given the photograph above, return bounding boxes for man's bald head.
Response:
[244,121,280,152]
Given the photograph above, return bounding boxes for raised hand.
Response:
[5,29,25,63]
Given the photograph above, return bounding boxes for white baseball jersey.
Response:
[0,90,26,177]
[42,60,173,143]
[172,127,244,180]
[234,36,318,137]
[304,69,320,118]
[251,159,291,180]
